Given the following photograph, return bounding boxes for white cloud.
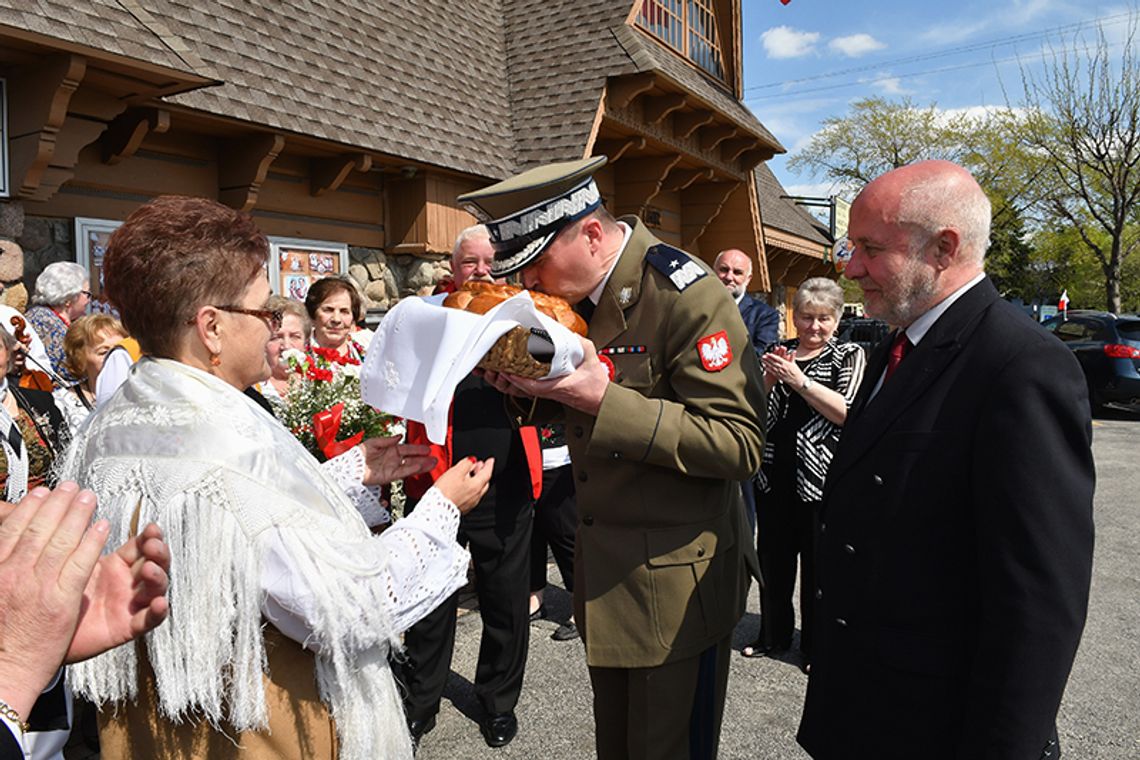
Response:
[857,71,913,95]
[761,26,820,59]
[829,33,886,58]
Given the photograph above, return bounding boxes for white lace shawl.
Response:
[58,358,414,759]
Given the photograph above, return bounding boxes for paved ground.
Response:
[416,409,1140,760]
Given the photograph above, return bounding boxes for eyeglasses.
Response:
[213,305,283,331]
[81,290,93,298]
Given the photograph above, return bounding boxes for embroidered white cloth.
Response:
[362,292,584,444]
[57,358,470,760]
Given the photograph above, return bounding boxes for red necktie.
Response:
[885,331,911,381]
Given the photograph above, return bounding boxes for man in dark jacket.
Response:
[797,160,1095,760]
[714,248,779,358]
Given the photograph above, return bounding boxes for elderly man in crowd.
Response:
[472,157,764,760]
[714,248,780,358]
[797,160,1095,760]
[400,224,540,749]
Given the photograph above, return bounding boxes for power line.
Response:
[744,10,1134,94]
[744,37,1126,103]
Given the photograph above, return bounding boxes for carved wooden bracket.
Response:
[642,93,687,125]
[310,153,372,197]
[720,137,755,163]
[681,181,739,249]
[614,155,682,218]
[738,149,770,172]
[7,54,88,200]
[664,168,714,192]
[593,136,646,163]
[101,108,171,165]
[606,73,655,110]
[673,109,714,139]
[699,125,735,152]
[219,134,286,211]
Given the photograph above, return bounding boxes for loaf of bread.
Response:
[443,281,587,336]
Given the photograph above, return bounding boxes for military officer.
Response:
[465,157,764,760]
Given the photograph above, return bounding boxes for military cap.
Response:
[457,156,608,277]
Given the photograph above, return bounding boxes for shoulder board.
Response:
[646,244,707,291]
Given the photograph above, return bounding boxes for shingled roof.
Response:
[754,163,831,246]
[0,0,211,81]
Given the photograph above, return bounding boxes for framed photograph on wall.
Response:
[267,237,349,302]
[75,217,122,302]
[1,78,9,197]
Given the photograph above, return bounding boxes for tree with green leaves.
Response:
[1018,19,1140,313]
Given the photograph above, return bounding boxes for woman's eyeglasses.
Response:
[213,305,284,331]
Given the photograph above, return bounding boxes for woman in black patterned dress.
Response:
[743,277,866,673]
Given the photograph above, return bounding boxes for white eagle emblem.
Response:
[697,331,732,372]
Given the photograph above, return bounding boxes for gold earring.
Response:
[210,353,221,367]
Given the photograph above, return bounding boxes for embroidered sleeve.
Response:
[319,445,391,527]
[259,485,468,648]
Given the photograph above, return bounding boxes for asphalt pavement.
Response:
[415,409,1140,760]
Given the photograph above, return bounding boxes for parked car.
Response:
[836,316,891,355]
[1041,310,1140,413]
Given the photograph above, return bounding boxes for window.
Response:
[637,0,727,82]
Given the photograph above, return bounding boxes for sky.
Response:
[741,0,1138,201]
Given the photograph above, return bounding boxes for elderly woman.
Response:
[59,195,493,760]
[25,261,92,382]
[260,295,310,407]
[0,328,65,502]
[53,314,127,429]
[743,277,866,673]
[305,276,368,360]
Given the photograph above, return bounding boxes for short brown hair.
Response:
[63,314,127,379]
[268,294,311,337]
[104,196,268,357]
[305,276,363,322]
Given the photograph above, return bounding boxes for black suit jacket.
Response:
[798,277,1094,760]
[738,294,780,359]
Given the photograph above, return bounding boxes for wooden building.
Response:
[0,0,827,310]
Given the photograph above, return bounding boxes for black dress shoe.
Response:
[407,714,436,745]
[479,711,518,748]
[551,621,579,641]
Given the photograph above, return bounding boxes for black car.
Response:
[836,317,891,355]
[1041,310,1140,413]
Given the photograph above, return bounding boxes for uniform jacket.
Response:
[798,277,1095,760]
[567,218,765,669]
[738,294,780,358]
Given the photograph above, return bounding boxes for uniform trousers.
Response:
[756,486,817,655]
[529,463,577,594]
[588,634,732,760]
[400,504,533,719]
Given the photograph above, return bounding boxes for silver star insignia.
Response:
[669,259,680,269]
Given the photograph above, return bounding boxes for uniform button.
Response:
[573,426,584,438]
[578,471,588,483]
[836,618,848,627]
[582,515,594,526]
[844,544,856,555]
[815,589,823,600]
[696,547,706,557]
[820,522,827,534]
[611,451,621,460]
[873,474,884,486]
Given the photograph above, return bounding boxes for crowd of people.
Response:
[0,157,1095,760]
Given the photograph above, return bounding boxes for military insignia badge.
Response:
[646,244,707,291]
[619,286,633,305]
[598,354,616,380]
[697,331,732,372]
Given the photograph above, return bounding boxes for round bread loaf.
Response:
[443,282,587,336]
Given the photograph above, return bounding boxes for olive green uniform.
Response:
[566,218,765,758]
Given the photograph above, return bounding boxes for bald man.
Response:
[714,249,779,359]
[798,161,1094,760]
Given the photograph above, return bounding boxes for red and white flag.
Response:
[1058,289,1070,313]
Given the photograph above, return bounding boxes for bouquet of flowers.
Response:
[278,346,396,462]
